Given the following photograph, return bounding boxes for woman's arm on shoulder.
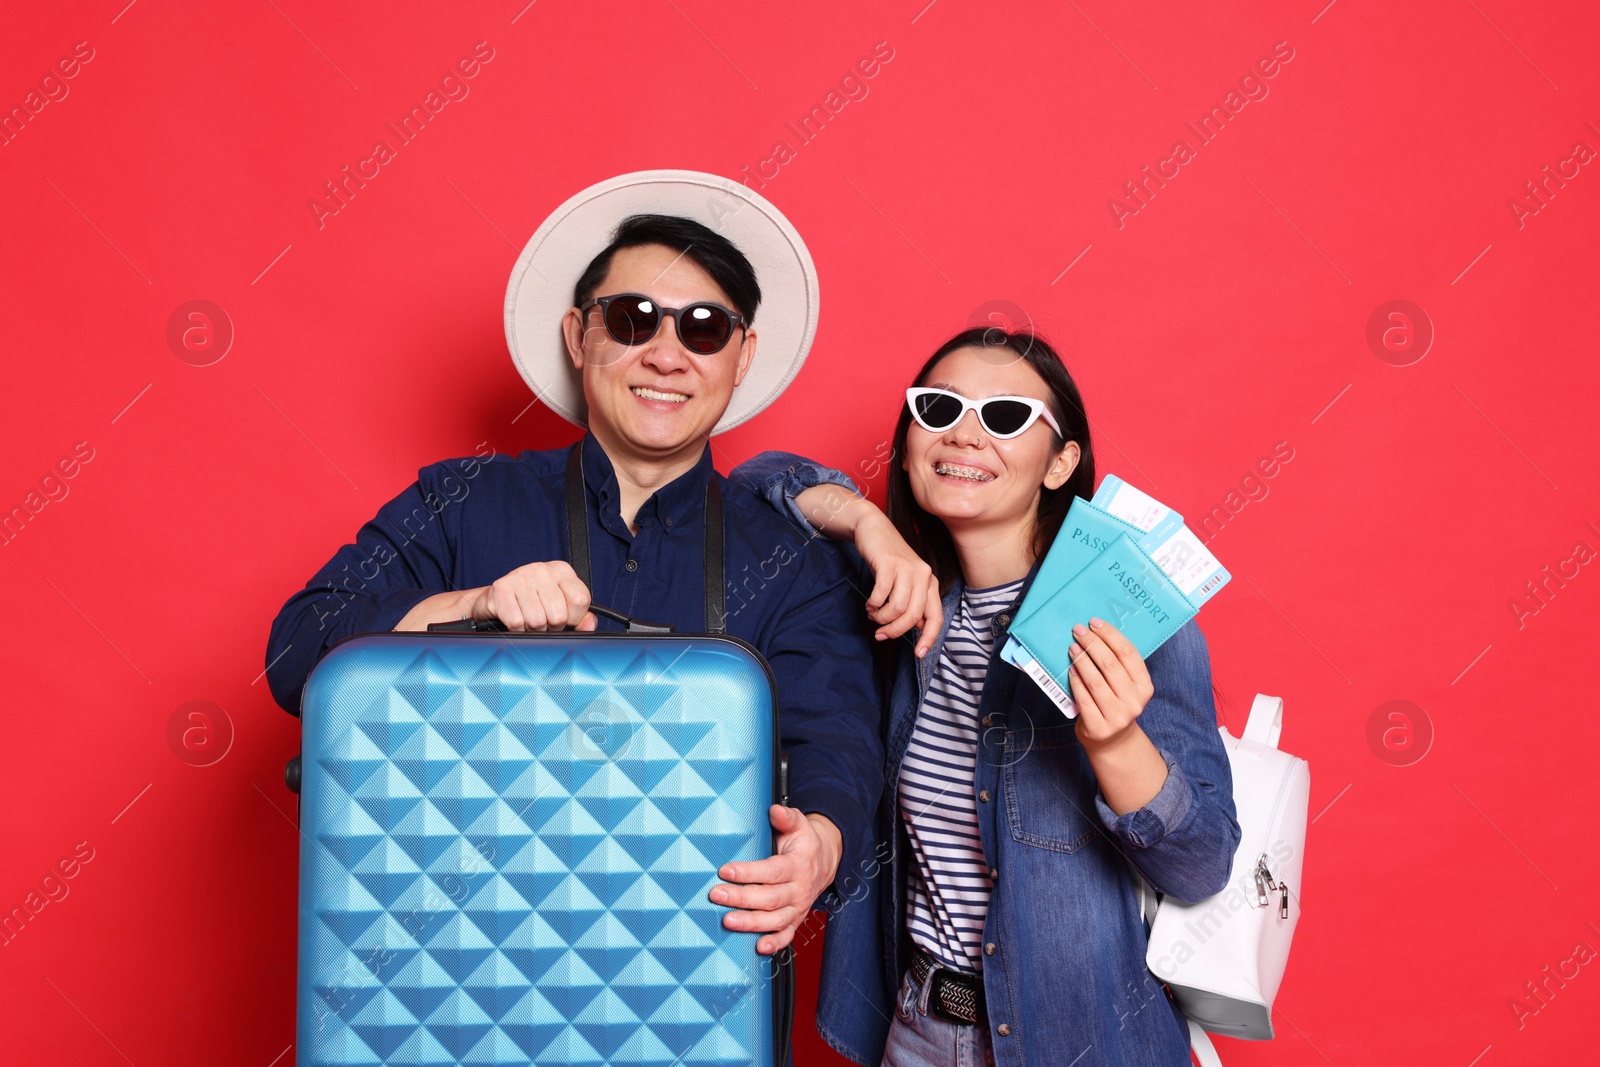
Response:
[730,451,868,538]
[730,451,942,656]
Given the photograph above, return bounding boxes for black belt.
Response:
[910,947,986,1026]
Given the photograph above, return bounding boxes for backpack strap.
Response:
[1244,694,1284,749]
[1138,876,1226,1066]
[1188,1020,1224,1067]
[1135,867,1157,929]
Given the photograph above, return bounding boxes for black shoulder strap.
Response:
[565,441,725,635]
[703,477,725,635]
[564,444,591,588]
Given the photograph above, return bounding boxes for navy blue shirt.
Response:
[265,431,884,881]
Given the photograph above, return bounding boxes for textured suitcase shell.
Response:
[297,631,778,1066]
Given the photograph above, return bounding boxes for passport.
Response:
[1000,481,1230,718]
[1010,496,1148,633]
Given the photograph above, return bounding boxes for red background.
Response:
[3,1,1597,1064]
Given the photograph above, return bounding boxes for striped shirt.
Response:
[899,576,1025,974]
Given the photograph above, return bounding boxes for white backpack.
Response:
[1136,694,1310,1067]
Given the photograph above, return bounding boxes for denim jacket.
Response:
[732,451,1242,1067]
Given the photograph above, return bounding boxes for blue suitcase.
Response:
[289,448,794,1066]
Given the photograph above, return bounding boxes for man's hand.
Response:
[467,560,597,631]
[708,807,842,955]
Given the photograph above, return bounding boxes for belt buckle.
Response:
[927,968,979,1026]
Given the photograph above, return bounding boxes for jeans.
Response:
[882,965,996,1067]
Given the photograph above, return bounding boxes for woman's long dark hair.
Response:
[886,328,1095,596]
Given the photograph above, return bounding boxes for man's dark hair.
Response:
[886,327,1096,596]
[573,214,762,324]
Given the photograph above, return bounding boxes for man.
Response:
[265,171,882,957]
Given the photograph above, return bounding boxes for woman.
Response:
[741,327,1241,1067]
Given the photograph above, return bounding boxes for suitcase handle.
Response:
[426,602,674,634]
[287,604,683,795]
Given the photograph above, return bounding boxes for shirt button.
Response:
[982,715,993,727]
[989,868,998,882]
[984,943,996,956]
[664,517,672,527]
[625,559,638,572]
[997,1023,1011,1036]
[978,790,991,803]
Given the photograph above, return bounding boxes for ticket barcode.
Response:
[1020,657,1078,719]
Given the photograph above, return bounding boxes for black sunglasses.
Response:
[579,293,746,355]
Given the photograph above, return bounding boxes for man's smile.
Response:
[630,385,690,404]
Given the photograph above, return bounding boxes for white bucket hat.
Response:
[504,169,820,435]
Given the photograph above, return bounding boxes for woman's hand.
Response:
[855,510,943,657]
[1065,616,1170,814]
[793,485,943,657]
[1066,616,1154,747]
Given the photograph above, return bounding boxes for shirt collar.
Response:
[579,429,716,529]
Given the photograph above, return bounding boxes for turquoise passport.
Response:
[1002,532,1197,715]
[1010,496,1146,632]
